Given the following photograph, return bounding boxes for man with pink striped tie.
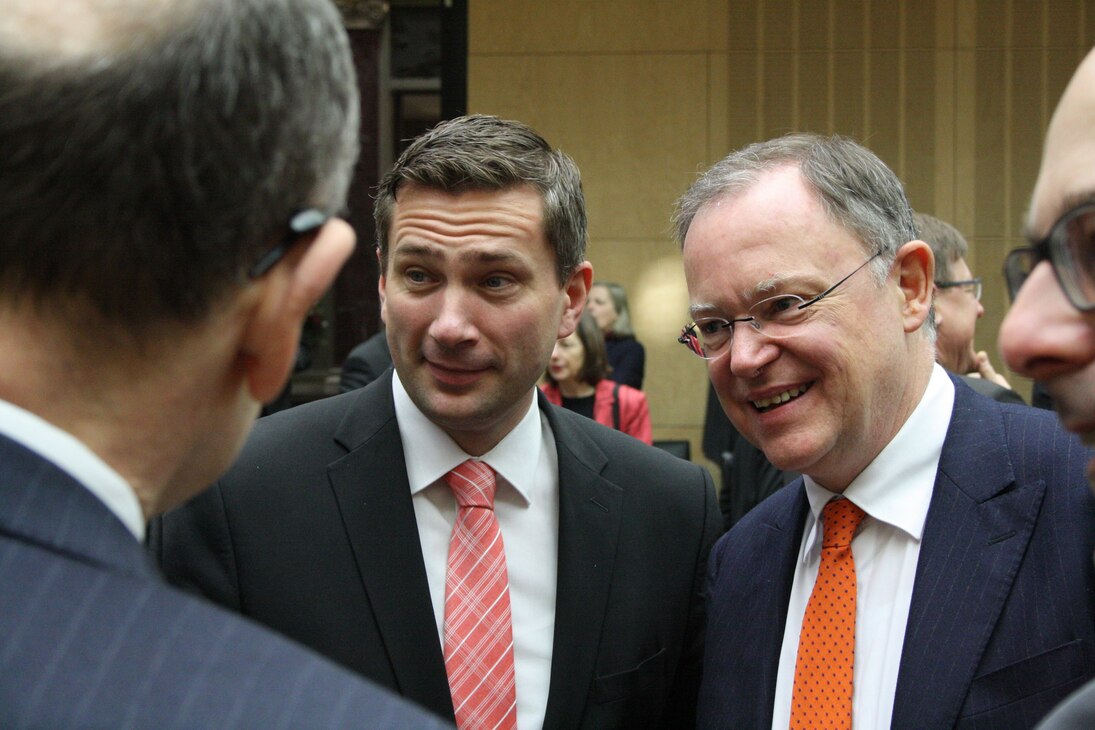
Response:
[156,114,721,729]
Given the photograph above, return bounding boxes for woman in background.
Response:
[586,281,645,389]
[542,311,652,444]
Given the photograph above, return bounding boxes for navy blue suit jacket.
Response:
[153,370,721,729]
[0,434,449,728]
[698,376,1095,729]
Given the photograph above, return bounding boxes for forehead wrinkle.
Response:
[390,238,533,269]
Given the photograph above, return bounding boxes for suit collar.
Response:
[892,378,1037,728]
[0,398,143,540]
[0,434,155,581]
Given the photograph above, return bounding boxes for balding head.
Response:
[1028,49,1095,239]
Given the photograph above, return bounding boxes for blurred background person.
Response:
[542,311,652,444]
[915,212,1024,404]
[587,281,645,389]
[339,328,392,393]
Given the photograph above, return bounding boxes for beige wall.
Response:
[468,0,1095,482]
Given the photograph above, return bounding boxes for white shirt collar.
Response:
[392,372,542,505]
[802,363,955,555]
[0,398,144,540]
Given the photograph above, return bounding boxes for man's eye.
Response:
[483,275,513,289]
[756,295,804,320]
[698,320,728,335]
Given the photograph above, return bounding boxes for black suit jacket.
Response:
[697,376,1095,729]
[339,331,392,393]
[0,434,449,729]
[153,370,721,728]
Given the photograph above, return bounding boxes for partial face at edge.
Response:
[1000,49,1095,448]
[934,257,983,375]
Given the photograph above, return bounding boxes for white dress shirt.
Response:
[394,373,559,730]
[0,397,143,540]
[771,364,955,730]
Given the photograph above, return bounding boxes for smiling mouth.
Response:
[752,383,812,413]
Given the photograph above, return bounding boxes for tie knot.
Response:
[444,459,498,509]
[820,498,865,548]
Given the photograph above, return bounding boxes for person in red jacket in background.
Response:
[542,311,652,444]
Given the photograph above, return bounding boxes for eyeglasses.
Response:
[247,209,329,279]
[935,277,982,302]
[678,252,881,360]
[1003,201,1095,311]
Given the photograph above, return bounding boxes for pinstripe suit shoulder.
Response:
[0,434,450,729]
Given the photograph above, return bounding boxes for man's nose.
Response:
[999,261,1095,380]
[429,289,479,347]
[726,322,779,379]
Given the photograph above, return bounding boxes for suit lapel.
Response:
[325,373,454,720]
[753,484,810,722]
[891,381,1045,728]
[539,398,625,729]
[710,481,808,725]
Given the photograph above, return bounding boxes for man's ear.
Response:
[894,239,934,334]
[557,261,594,339]
[241,218,356,403]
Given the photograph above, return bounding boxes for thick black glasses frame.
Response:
[1003,201,1095,312]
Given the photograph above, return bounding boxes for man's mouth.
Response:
[752,383,812,413]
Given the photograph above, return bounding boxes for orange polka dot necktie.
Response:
[789,498,867,730]
[443,460,518,730]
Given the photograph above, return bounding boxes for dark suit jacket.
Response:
[604,335,645,390]
[153,369,721,729]
[339,331,392,393]
[0,434,449,729]
[960,373,1026,405]
[698,376,1095,729]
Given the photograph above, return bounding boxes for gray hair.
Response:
[913,212,968,284]
[374,114,587,285]
[0,0,360,332]
[593,281,635,337]
[673,133,932,338]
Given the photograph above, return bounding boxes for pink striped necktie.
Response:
[443,459,518,730]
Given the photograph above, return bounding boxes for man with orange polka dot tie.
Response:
[676,133,1095,729]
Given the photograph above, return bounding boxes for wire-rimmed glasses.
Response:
[935,277,982,302]
[678,252,881,360]
[1003,201,1095,311]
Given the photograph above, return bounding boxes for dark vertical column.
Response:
[440,0,467,119]
[335,23,384,362]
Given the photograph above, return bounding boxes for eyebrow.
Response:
[1024,190,1095,242]
[687,273,817,319]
